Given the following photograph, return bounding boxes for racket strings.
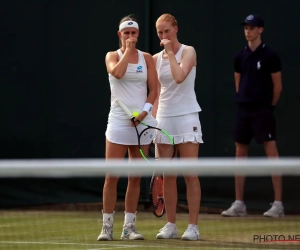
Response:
[139,128,174,160]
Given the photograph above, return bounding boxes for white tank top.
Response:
[108,49,155,125]
[156,44,201,117]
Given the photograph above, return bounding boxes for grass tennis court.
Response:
[0,211,299,250]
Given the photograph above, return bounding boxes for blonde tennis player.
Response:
[152,13,203,241]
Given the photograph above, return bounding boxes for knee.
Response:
[184,176,200,186]
[264,141,279,157]
[104,176,119,187]
[235,143,248,157]
[128,177,141,186]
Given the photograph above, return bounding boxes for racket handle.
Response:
[116,98,133,118]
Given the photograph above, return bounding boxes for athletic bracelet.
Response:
[142,103,153,114]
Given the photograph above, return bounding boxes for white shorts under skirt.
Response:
[157,112,203,144]
[105,119,158,145]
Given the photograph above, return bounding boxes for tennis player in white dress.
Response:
[98,15,157,241]
[152,13,203,241]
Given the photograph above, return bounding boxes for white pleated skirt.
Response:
[156,112,203,144]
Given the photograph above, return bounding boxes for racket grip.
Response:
[116,98,133,118]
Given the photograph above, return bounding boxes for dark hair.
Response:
[118,14,138,48]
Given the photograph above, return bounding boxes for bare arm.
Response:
[105,38,137,79]
[151,53,161,118]
[271,72,282,106]
[143,52,158,106]
[234,72,241,92]
[105,50,131,79]
[167,46,196,84]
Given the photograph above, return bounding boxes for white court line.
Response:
[87,248,131,250]
[0,241,135,247]
[0,241,164,249]
[87,246,143,250]
[88,248,279,250]
[0,241,160,249]
[0,241,282,250]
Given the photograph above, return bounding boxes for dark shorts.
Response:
[234,104,276,145]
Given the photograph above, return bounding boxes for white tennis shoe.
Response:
[97,223,113,241]
[121,223,144,240]
[156,223,178,239]
[263,203,284,217]
[181,226,200,241]
[221,201,247,217]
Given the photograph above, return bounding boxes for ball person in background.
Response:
[221,14,284,218]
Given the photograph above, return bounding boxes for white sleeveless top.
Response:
[156,44,201,117]
[108,49,156,125]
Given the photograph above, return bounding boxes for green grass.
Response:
[0,211,299,250]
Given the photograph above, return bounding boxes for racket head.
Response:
[149,174,165,217]
[138,127,175,162]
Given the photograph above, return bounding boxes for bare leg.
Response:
[160,145,178,224]
[235,143,249,201]
[178,143,200,225]
[125,145,143,213]
[264,140,281,201]
[103,139,127,213]
[164,175,178,223]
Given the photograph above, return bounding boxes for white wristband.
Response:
[142,103,153,114]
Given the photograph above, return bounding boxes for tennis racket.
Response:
[115,98,175,161]
[116,98,175,217]
[149,173,165,217]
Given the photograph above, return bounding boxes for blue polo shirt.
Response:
[234,43,281,106]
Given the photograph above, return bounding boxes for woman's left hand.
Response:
[131,111,147,127]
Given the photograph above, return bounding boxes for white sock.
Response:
[273,201,283,206]
[235,200,244,206]
[103,213,114,224]
[124,212,136,224]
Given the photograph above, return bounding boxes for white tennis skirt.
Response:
[157,112,203,144]
[105,119,158,145]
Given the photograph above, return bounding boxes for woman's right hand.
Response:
[125,37,137,51]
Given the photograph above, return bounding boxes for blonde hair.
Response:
[156,13,178,27]
[118,14,138,47]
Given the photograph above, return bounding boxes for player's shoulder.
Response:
[152,51,162,59]
[140,51,156,67]
[106,50,119,59]
[183,45,196,53]
[184,45,195,50]
[141,51,152,59]
[152,51,163,63]
[141,51,155,64]
[182,45,196,58]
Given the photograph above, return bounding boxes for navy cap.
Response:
[241,14,264,27]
